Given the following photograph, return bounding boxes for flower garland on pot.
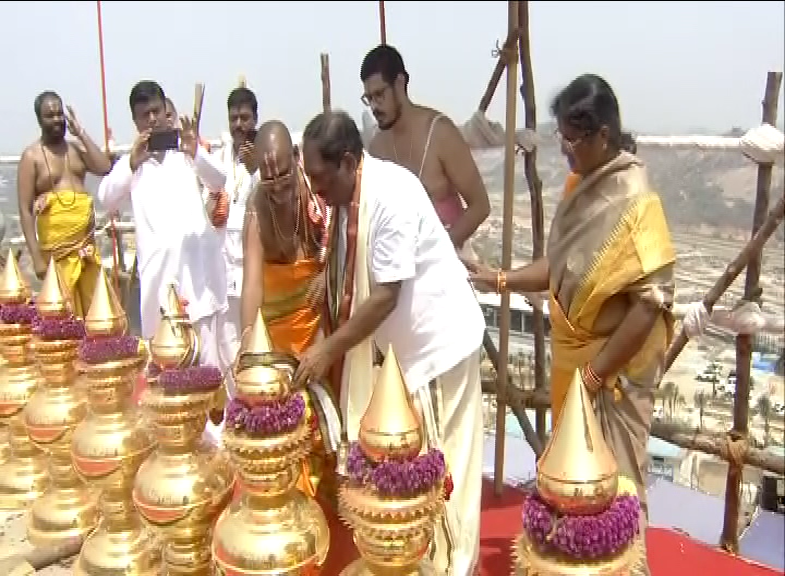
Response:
[0,301,38,325]
[224,394,306,437]
[521,476,641,560]
[157,365,223,395]
[346,442,448,499]
[79,335,145,364]
[33,313,86,341]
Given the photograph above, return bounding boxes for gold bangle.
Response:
[499,271,507,293]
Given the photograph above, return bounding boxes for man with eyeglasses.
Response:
[360,44,489,259]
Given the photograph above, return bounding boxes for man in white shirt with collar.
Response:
[294,110,485,576]
[210,87,259,366]
[97,80,236,384]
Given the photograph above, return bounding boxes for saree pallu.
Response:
[261,258,339,501]
[547,152,675,510]
[36,190,101,317]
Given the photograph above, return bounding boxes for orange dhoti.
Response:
[262,259,341,502]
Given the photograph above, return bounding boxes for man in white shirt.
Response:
[97,80,236,384]
[210,87,259,360]
[294,110,485,576]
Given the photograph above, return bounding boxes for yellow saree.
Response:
[547,153,675,512]
[35,190,101,317]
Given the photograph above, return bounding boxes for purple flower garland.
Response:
[79,335,142,364]
[521,491,640,560]
[346,442,446,498]
[157,365,223,395]
[225,394,305,436]
[33,315,86,341]
[0,302,38,325]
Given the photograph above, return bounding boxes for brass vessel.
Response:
[132,286,234,576]
[23,259,99,545]
[339,345,444,576]
[536,371,618,516]
[212,310,330,575]
[515,371,641,575]
[0,250,48,509]
[71,268,161,576]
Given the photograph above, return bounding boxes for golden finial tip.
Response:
[536,370,619,515]
[85,267,128,337]
[238,75,247,88]
[245,309,273,354]
[358,345,423,463]
[0,248,30,304]
[36,258,72,317]
[165,283,187,318]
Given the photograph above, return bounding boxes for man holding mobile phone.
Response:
[97,80,236,391]
[207,87,259,398]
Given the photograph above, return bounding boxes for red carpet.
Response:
[320,480,780,576]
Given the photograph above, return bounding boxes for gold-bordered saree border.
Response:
[566,191,675,332]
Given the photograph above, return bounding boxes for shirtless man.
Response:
[360,44,490,255]
[17,91,113,314]
[240,120,337,499]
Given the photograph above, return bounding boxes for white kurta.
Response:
[331,154,485,576]
[212,141,255,339]
[96,146,237,378]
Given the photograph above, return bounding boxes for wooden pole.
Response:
[493,0,519,496]
[378,0,387,44]
[720,70,782,555]
[95,0,122,283]
[665,192,785,370]
[478,28,520,113]
[320,54,331,112]
[517,0,548,444]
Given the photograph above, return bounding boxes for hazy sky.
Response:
[0,1,782,154]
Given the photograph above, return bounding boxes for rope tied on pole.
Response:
[719,430,749,470]
[491,32,520,64]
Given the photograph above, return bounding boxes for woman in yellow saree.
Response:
[468,74,674,574]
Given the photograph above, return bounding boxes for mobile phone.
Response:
[148,129,180,152]
[245,128,258,144]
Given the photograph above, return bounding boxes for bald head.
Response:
[255,120,296,182]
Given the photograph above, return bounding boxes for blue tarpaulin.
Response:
[740,509,785,571]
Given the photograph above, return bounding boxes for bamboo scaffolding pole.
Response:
[320,53,331,112]
[719,70,782,555]
[478,28,521,113]
[378,0,387,44]
[664,192,785,370]
[493,0,519,496]
[517,0,548,444]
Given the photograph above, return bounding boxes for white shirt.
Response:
[343,154,485,390]
[213,142,255,298]
[97,146,228,338]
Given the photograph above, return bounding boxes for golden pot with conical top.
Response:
[513,373,643,575]
[212,310,330,575]
[0,254,50,508]
[22,259,99,546]
[70,268,161,576]
[535,371,618,516]
[132,294,234,576]
[0,249,49,509]
[339,345,445,576]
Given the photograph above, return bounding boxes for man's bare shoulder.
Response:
[368,131,390,158]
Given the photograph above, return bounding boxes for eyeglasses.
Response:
[361,84,392,107]
[554,129,588,152]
